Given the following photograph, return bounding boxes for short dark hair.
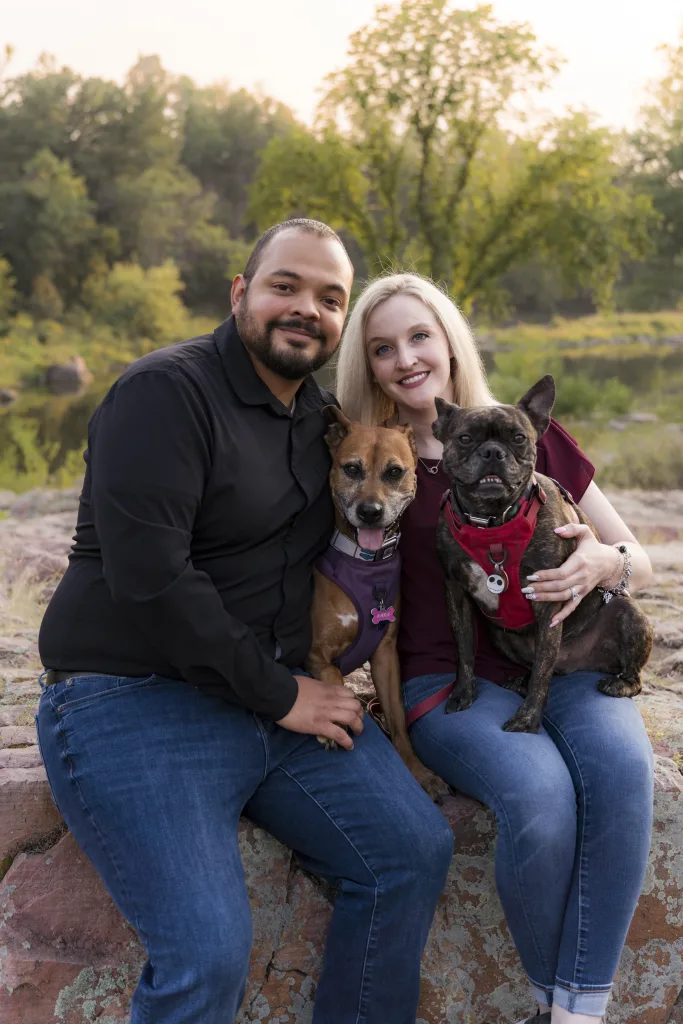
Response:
[243,218,351,282]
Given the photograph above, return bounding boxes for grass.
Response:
[480,310,683,347]
[0,565,51,631]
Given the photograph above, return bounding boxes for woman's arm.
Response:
[522,481,654,627]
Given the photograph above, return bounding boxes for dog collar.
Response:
[329,527,400,563]
[449,479,540,529]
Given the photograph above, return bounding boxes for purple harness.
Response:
[316,533,401,676]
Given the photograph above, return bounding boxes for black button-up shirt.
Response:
[39,317,335,719]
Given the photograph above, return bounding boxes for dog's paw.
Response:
[409,762,451,805]
[502,674,529,697]
[502,708,541,734]
[445,686,476,714]
[317,736,339,750]
[597,675,642,699]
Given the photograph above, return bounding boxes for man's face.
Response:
[231,229,353,380]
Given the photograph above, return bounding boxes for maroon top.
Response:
[397,419,595,684]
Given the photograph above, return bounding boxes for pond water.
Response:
[1,348,681,494]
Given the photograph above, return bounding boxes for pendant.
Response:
[486,567,509,594]
[427,464,439,474]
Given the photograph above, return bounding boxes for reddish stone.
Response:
[0,766,64,863]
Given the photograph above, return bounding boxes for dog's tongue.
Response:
[358,528,385,551]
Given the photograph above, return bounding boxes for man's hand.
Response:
[276,676,364,751]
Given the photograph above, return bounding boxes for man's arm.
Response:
[89,369,299,720]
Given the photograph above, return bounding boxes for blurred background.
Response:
[1,0,683,495]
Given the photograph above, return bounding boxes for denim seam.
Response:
[412,721,553,987]
[253,715,270,782]
[540,710,589,990]
[277,765,380,1024]
[51,692,152,994]
[554,976,612,992]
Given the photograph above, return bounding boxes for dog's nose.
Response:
[481,444,506,462]
[357,502,383,525]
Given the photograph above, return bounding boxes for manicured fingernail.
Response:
[526,574,539,582]
[550,619,559,628]
[554,526,568,533]
[521,586,534,594]
[524,592,535,600]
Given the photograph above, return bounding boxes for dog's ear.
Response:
[517,375,555,437]
[432,396,460,443]
[392,422,418,464]
[323,404,352,453]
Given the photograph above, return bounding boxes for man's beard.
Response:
[236,300,331,381]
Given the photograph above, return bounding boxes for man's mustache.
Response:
[269,318,327,343]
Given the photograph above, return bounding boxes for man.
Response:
[37,219,453,1024]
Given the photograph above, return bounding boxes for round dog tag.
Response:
[486,571,508,594]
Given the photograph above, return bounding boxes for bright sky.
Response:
[3,0,682,129]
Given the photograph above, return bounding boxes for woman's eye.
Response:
[412,331,428,342]
[458,434,472,445]
[374,344,391,356]
[343,463,362,479]
[386,466,404,480]
[514,433,526,443]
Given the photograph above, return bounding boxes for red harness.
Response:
[441,481,546,630]
[404,481,549,729]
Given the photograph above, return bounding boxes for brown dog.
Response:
[306,407,437,788]
[433,375,654,734]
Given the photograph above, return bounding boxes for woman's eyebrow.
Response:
[369,322,432,343]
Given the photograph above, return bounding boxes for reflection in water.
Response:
[1,348,681,493]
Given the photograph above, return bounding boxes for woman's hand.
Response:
[521,522,622,628]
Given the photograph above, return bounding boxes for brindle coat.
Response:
[307,407,443,795]
[433,375,654,734]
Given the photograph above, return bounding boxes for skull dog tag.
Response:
[486,570,508,594]
[486,547,509,594]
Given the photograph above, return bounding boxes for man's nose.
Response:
[357,502,383,525]
[480,443,507,461]
[288,291,320,320]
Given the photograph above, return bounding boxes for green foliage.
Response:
[0,257,16,324]
[250,0,655,312]
[81,261,190,349]
[623,30,683,310]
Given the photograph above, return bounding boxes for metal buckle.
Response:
[376,534,399,560]
[467,513,492,528]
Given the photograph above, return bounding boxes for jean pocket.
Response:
[53,673,158,714]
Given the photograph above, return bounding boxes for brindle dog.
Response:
[433,375,654,734]
[307,407,441,792]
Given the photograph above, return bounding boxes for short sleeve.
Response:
[535,418,595,503]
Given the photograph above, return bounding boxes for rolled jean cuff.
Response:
[554,979,613,1016]
[530,982,552,1008]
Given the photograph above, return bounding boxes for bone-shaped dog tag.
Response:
[486,569,509,594]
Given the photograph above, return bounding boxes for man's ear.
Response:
[432,396,460,443]
[393,422,418,464]
[323,404,352,453]
[517,375,555,437]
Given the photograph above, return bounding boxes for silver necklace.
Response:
[419,457,442,475]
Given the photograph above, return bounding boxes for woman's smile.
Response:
[397,370,430,389]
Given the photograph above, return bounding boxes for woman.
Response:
[336,273,654,1024]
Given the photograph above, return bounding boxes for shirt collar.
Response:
[214,316,329,418]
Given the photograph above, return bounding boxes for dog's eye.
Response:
[458,434,473,445]
[513,433,526,443]
[342,463,362,479]
[385,466,405,480]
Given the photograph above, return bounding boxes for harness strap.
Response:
[405,680,455,728]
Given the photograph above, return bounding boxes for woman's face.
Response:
[365,293,454,417]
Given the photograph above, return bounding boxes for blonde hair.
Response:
[336,273,496,425]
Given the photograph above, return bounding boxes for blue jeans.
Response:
[36,672,454,1024]
[404,671,654,1017]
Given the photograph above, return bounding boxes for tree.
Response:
[180,81,297,236]
[625,31,683,310]
[82,261,189,347]
[0,148,101,303]
[250,0,655,311]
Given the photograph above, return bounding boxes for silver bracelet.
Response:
[597,544,632,603]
